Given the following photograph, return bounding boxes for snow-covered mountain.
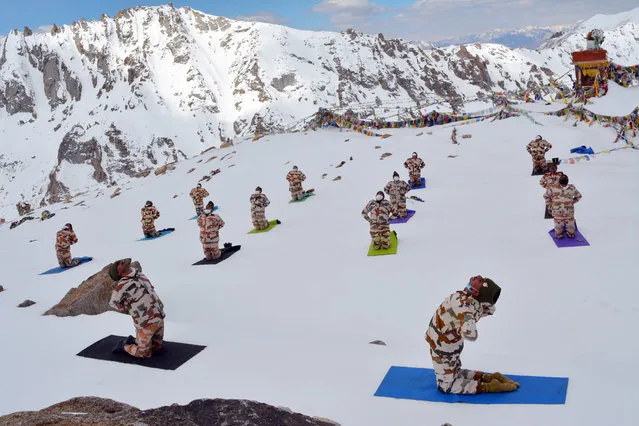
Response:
[432,25,572,49]
[0,5,637,215]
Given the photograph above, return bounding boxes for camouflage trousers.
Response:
[142,222,159,238]
[390,196,407,217]
[370,223,391,249]
[554,217,576,238]
[429,345,482,394]
[251,207,269,230]
[290,185,304,200]
[409,173,421,186]
[194,203,204,216]
[124,321,164,358]
[532,157,547,175]
[56,248,79,268]
[202,233,221,259]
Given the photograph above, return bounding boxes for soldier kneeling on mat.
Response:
[425,275,520,394]
[109,258,166,358]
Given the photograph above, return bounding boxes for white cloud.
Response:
[234,11,288,25]
[35,25,53,33]
[313,0,378,14]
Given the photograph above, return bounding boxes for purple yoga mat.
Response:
[389,210,416,224]
[548,227,590,248]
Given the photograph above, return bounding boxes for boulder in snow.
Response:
[17,300,35,308]
[0,396,341,425]
[44,261,142,317]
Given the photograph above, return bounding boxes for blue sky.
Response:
[1,0,637,41]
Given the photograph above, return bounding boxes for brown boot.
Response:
[479,379,518,393]
[482,372,520,389]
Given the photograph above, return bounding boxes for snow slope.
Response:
[0,85,637,425]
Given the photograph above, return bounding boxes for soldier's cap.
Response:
[412,152,417,157]
[109,258,131,282]
[536,135,543,140]
[197,183,202,188]
[293,165,298,170]
[255,186,262,192]
[476,278,501,304]
[559,175,569,185]
[146,200,153,206]
[393,171,399,177]
[64,223,72,230]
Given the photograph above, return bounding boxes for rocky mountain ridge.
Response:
[0,5,637,215]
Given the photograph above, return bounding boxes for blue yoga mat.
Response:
[137,229,175,241]
[189,206,218,220]
[40,257,93,275]
[374,366,568,405]
[407,177,426,189]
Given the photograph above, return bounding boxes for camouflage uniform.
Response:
[384,180,411,217]
[540,171,565,218]
[404,157,425,186]
[55,229,79,267]
[250,193,270,230]
[544,183,582,238]
[362,199,398,249]
[141,205,160,238]
[189,187,210,216]
[425,290,496,394]
[197,212,225,259]
[109,268,165,358]
[539,171,565,189]
[286,169,306,200]
[526,139,552,174]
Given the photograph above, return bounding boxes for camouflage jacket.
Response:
[362,199,397,224]
[141,206,160,225]
[539,171,565,188]
[526,139,552,159]
[544,184,582,219]
[189,187,209,205]
[197,213,225,242]
[286,170,306,189]
[55,229,78,250]
[404,157,425,174]
[384,180,411,199]
[109,268,165,328]
[250,193,270,209]
[425,290,495,351]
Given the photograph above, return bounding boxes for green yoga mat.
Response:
[289,192,315,203]
[248,220,279,234]
[367,231,398,256]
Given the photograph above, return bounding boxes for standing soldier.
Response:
[189,183,209,216]
[526,135,552,175]
[141,201,160,238]
[109,258,165,358]
[286,165,307,201]
[404,152,425,187]
[56,223,80,268]
[544,175,582,239]
[539,163,565,218]
[250,186,270,230]
[425,275,519,394]
[197,203,225,260]
[451,128,458,144]
[384,171,411,218]
[362,191,398,250]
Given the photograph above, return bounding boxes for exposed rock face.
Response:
[0,397,341,426]
[16,201,32,216]
[44,261,142,317]
[57,125,108,183]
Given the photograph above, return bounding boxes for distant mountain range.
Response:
[430,25,574,49]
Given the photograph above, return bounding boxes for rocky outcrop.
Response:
[44,169,71,204]
[57,125,108,182]
[0,79,35,114]
[44,261,142,317]
[271,73,297,92]
[0,397,341,426]
[16,201,32,216]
